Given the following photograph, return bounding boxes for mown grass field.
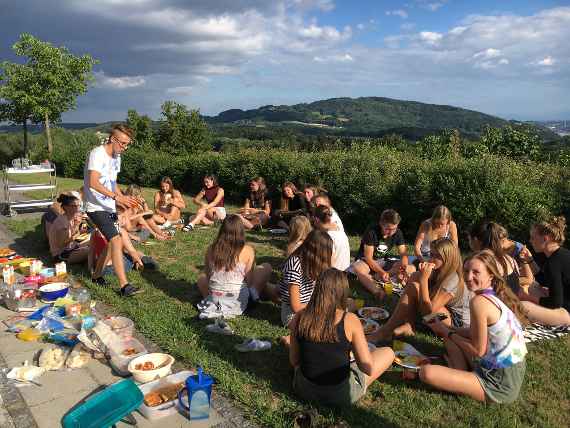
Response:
[3,175,570,427]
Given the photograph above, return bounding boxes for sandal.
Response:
[182,223,194,232]
[235,338,271,352]
[206,319,234,336]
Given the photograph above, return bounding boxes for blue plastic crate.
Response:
[61,379,143,428]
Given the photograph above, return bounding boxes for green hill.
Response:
[207,96,517,139]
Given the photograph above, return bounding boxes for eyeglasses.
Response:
[111,135,131,148]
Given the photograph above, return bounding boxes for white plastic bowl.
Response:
[128,353,175,383]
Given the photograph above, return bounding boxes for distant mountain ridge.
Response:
[206,96,510,138]
[0,96,561,141]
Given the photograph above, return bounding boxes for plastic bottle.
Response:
[189,389,210,420]
[76,288,91,315]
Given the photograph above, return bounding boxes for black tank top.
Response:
[504,257,521,295]
[298,312,351,386]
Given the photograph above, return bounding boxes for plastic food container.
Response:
[137,370,193,420]
[39,282,69,302]
[40,268,55,278]
[128,353,175,383]
[108,337,148,376]
[103,316,134,338]
[18,261,32,276]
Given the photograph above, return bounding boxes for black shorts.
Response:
[87,211,120,241]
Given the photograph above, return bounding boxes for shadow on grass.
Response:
[141,268,201,305]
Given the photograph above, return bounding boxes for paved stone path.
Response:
[0,219,257,428]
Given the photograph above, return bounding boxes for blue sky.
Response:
[1,0,569,122]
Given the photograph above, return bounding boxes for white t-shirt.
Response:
[83,145,121,213]
[331,209,344,232]
[328,230,351,271]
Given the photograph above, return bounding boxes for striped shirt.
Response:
[279,255,315,306]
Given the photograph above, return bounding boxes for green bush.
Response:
[50,137,567,241]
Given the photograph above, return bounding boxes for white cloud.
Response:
[313,53,353,63]
[419,31,443,45]
[498,58,509,65]
[472,48,501,60]
[535,56,556,66]
[426,2,444,12]
[401,22,416,31]
[291,0,335,12]
[386,9,408,19]
[357,23,365,30]
[95,71,146,89]
[166,86,194,96]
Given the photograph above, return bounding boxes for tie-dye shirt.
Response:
[480,294,527,369]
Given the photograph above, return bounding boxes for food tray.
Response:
[137,370,194,420]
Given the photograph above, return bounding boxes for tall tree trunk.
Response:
[44,112,53,157]
[22,119,28,159]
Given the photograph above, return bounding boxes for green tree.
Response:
[0,33,97,157]
[126,109,155,148]
[158,100,211,154]
[481,124,542,160]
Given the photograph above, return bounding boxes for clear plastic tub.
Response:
[137,370,193,421]
[103,316,134,338]
[108,337,147,376]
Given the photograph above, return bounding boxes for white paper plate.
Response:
[268,228,288,235]
[358,307,389,321]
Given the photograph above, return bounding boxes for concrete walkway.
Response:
[0,219,255,428]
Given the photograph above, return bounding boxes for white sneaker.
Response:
[158,220,172,230]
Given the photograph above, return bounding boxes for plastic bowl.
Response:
[127,353,174,383]
[39,282,69,302]
[103,316,135,338]
[40,268,55,278]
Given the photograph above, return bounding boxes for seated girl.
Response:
[313,193,344,232]
[196,215,272,319]
[414,205,458,264]
[272,182,309,230]
[468,221,533,298]
[314,205,351,271]
[238,177,271,231]
[420,250,528,404]
[280,229,333,326]
[289,268,395,407]
[350,209,413,300]
[122,185,169,241]
[286,216,313,257]
[370,237,470,342]
[48,194,90,264]
[522,216,570,325]
[153,177,185,227]
[183,175,225,231]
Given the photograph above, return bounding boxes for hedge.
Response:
[50,141,569,242]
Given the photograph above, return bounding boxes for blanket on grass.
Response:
[523,323,570,343]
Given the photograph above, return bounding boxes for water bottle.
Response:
[178,367,213,420]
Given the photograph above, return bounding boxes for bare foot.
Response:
[394,322,415,337]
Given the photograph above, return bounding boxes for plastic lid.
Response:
[187,367,214,389]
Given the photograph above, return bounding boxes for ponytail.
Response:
[533,215,566,245]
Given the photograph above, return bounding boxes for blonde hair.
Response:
[431,237,464,304]
[467,250,529,326]
[533,216,566,245]
[428,205,452,240]
[287,216,312,256]
[124,184,142,198]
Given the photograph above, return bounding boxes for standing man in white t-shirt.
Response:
[84,124,142,297]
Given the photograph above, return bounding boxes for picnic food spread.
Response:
[143,382,184,407]
[135,361,155,371]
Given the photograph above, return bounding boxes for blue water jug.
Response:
[178,367,214,420]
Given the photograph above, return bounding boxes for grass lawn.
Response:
[3,176,570,427]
